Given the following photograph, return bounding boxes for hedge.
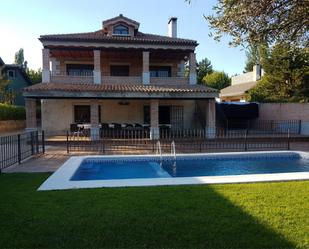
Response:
[0,104,26,121]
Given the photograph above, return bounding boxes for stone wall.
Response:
[258,103,309,135]
[0,120,26,133]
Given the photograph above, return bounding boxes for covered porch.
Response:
[23,83,218,140]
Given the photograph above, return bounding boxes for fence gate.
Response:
[0,131,45,171]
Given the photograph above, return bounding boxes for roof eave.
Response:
[23,90,218,99]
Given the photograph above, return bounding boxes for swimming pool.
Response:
[38,151,309,190]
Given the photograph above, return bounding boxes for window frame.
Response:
[113,24,129,36]
[7,70,16,78]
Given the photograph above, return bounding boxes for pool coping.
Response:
[38,151,309,191]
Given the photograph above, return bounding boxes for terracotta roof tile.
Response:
[24,83,217,94]
[39,31,197,46]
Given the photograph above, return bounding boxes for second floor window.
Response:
[150,66,171,77]
[113,25,129,35]
[110,65,129,76]
[7,70,16,78]
[66,64,93,76]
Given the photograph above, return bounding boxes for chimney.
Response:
[168,17,177,38]
[253,64,262,81]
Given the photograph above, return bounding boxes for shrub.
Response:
[0,104,26,121]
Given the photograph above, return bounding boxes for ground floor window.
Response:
[74,105,90,123]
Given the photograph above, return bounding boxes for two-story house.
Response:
[23,15,218,139]
[0,57,32,106]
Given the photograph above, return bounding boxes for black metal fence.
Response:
[0,131,45,171]
[66,129,291,154]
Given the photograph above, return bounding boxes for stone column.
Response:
[150,99,160,139]
[177,60,185,77]
[25,98,37,131]
[90,101,100,140]
[93,50,101,84]
[50,58,60,75]
[142,51,150,84]
[189,52,197,85]
[42,48,50,83]
[205,99,216,138]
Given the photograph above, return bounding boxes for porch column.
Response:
[93,50,101,84]
[150,99,160,139]
[25,98,37,131]
[205,99,216,138]
[142,51,150,85]
[90,101,100,140]
[42,48,50,83]
[189,52,197,85]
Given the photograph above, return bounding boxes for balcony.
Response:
[51,72,94,84]
[150,77,188,85]
[102,76,142,85]
[50,72,188,85]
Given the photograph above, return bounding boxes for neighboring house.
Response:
[220,65,263,102]
[23,14,218,139]
[0,57,32,106]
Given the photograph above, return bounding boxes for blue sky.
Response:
[0,0,247,75]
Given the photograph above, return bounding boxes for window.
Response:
[74,105,90,123]
[7,70,15,78]
[113,24,129,35]
[67,64,93,76]
[150,66,171,77]
[110,65,129,76]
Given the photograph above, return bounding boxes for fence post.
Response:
[36,131,39,154]
[17,134,21,164]
[30,132,34,155]
[66,130,69,154]
[298,120,302,135]
[42,131,45,154]
[244,129,248,151]
[287,129,290,150]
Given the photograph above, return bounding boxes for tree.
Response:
[197,58,213,84]
[203,0,309,47]
[202,71,231,90]
[247,43,309,102]
[0,73,14,104]
[14,48,27,69]
[244,45,260,73]
[26,68,42,85]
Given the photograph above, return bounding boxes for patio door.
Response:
[74,105,90,123]
[159,106,171,125]
[73,105,101,123]
[171,106,184,129]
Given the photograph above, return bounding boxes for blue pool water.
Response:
[71,153,309,181]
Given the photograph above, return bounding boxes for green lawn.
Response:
[0,174,308,249]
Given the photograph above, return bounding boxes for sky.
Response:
[0,0,247,76]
